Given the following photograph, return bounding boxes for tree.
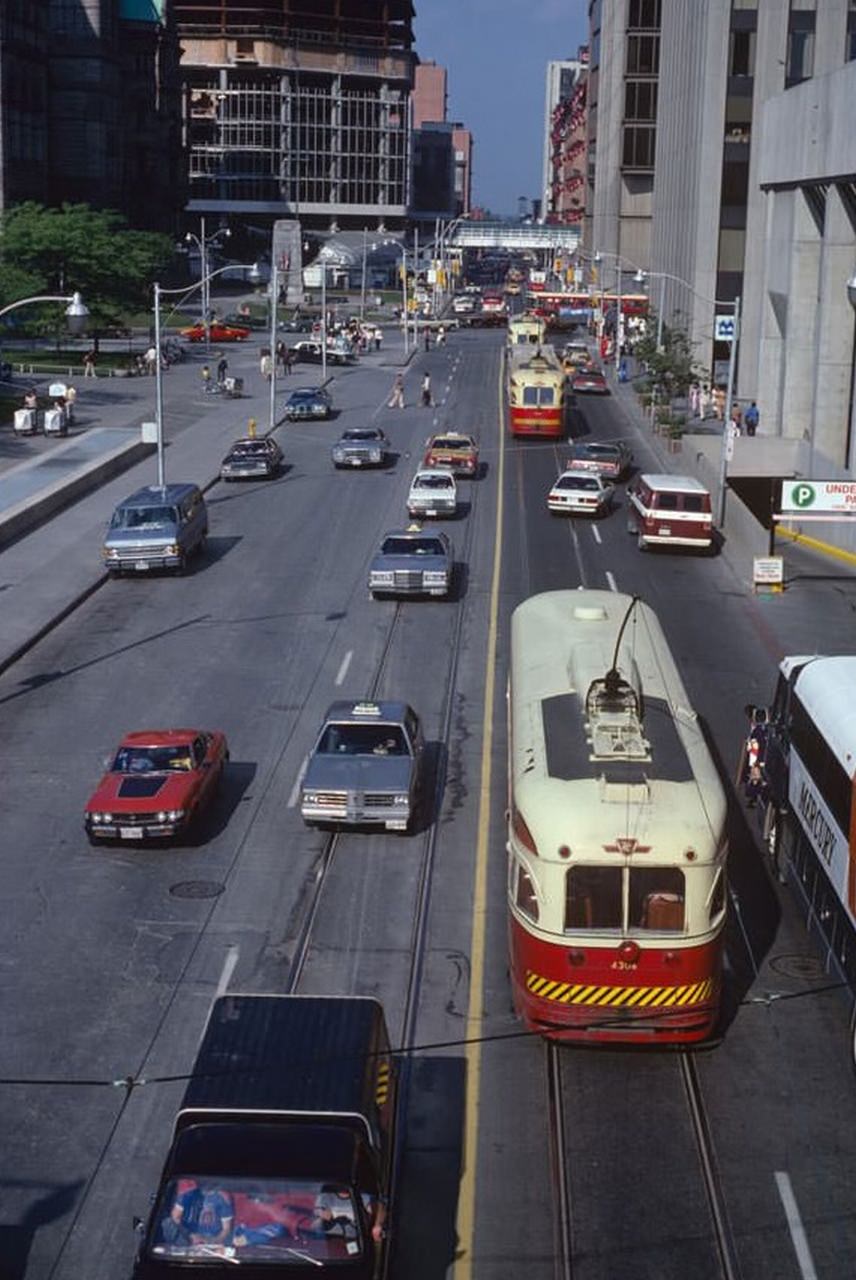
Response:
[634,312,705,400]
[0,202,173,340]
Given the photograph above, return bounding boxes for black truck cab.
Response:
[133,995,397,1278]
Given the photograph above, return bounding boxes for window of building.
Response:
[724,93,752,143]
[628,0,661,28]
[786,28,814,84]
[622,124,656,169]
[847,2,856,61]
[626,33,660,75]
[721,159,749,206]
[731,0,758,9]
[789,0,816,8]
[729,28,755,76]
[624,79,658,121]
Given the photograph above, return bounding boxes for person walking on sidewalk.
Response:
[388,372,405,409]
[744,401,759,436]
[217,356,228,385]
[421,373,432,408]
[732,401,743,432]
[689,382,700,417]
[699,384,711,419]
[83,349,97,378]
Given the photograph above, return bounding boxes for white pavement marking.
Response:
[774,1172,819,1280]
[591,525,602,545]
[216,945,240,998]
[605,570,618,592]
[287,756,308,809]
[335,649,353,686]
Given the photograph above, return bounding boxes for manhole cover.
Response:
[768,953,826,981]
[169,879,225,900]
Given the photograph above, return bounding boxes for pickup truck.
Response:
[133,994,397,1278]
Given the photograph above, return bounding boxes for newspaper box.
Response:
[44,407,67,436]
[14,408,37,436]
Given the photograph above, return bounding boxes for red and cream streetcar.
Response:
[507,590,728,1043]
[506,345,565,439]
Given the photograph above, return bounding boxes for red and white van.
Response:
[627,473,713,552]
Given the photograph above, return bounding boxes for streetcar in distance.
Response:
[753,656,856,1061]
[506,345,565,439]
[507,313,546,347]
[507,590,728,1043]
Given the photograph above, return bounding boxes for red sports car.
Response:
[571,365,609,395]
[84,729,229,844]
[180,322,251,343]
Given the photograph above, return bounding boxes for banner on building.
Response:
[272,220,304,309]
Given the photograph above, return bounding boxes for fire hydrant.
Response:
[247,417,257,439]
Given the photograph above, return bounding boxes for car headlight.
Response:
[165,544,179,556]
[423,571,447,584]
[91,812,113,824]
[372,571,395,584]
[333,449,345,461]
[104,548,119,559]
[303,792,318,805]
[394,794,410,806]
[370,450,381,462]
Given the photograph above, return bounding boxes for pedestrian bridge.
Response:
[448,222,581,252]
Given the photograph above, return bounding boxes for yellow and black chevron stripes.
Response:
[525,970,714,1009]
[375,1059,391,1106]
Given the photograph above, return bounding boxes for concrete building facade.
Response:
[176,0,416,232]
[541,57,585,219]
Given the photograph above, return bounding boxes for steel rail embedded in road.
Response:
[545,1044,575,1280]
[680,1052,744,1280]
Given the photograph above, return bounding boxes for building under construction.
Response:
[175,1,416,231]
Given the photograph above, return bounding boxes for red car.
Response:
[422,431,480,477]
[180,323,251,343]
[84,729,229,844]
[570,365,609,395]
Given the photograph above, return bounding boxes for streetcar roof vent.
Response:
[585,673,651,765]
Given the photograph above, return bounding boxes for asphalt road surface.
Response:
[1,329,855,1280]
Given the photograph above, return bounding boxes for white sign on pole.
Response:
[780,480,856,515]
[753,556,784,591]
[714,315,735,342]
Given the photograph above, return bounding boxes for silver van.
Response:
[103,483,208,575]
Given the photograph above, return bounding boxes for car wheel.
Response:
[176,552,187,574]
[626,518,636,535]
[86,831,100,848]
[637,532,647,552]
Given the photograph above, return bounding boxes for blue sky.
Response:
[412,0,588,214]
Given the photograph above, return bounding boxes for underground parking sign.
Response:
[781,480,856,514]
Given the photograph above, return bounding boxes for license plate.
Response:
[425,508,437,516]
[350,459,361,466]
[120,826,144,839]
[134,560,150,571]
[658,526,672,536]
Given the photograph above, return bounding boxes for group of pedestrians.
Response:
[688,382,760,436]
[387,372,434,410]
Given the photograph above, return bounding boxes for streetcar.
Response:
[507,590,728,1043]
[507,313,546,348]
[507,344,565,438]
[753,656,856,1061]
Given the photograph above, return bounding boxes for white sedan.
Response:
[547,467,615,517]
[407,468,458,519]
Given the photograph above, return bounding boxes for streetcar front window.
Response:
[629,867,685,932]
[564,866,622,930]
[523,387,539,406]
[538,388,555,406]
[516,865,539,922]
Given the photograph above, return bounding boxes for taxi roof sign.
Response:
[351,702,381,716]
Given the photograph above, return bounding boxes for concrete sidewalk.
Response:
[0,336,404,676]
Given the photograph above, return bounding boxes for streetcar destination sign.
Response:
[780,480,856,515]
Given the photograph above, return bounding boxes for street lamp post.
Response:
[716,295,741,528]
[321,259,328,383]
[185,218,231,355]
[847,273,856,470]
[268,258,279,433]
[359,226,368,323]
[153,262,260,488]
[0,291,89,380]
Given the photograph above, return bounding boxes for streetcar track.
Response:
[680,1051,744,1280]
[545,1044,575,1280]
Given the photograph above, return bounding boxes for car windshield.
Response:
[381,536,445,556]
[148,1177,368,1265]
[112,744,194,773]
[344,430,379,442]
[231,441,268,456]
[291,390,319,401]
[557,475,599,492]
[577,446,616,461]
[432,438,472,451]
[415,475,453,489]
[317,722,409,756]
[110,505,177,530]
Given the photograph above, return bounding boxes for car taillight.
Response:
[511,803,538,855]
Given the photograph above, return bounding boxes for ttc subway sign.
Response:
[781,480,856,515]
[714,315,735,342]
